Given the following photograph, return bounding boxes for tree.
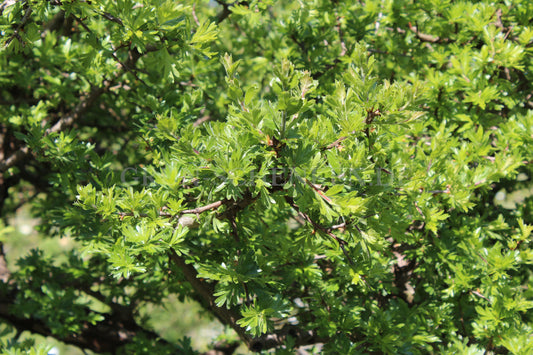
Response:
[1,0,532,353]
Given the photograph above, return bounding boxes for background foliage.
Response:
[1,0,532,354]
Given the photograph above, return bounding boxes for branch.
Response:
[387,25,450,44]
[0,252,241,354]
[182,200,224,214]
[117,200,224,223]
[3,3,32,48]
[0,243,10,283]
[249,325,325,352]
[214,0,233,24]
[322,135,348,150]
[0,150,27,174]
[0,37,155,175]
[100,11,124,26]
[0,1,16,16]
[72,14,152,88]
[283,196,354,266]
[193,110,213,127]
[310,9,348,80]
[407,23,449,43]
[168,248,250,342]
[168,248,328,352]
[50,84,108,134]
[215,1,249,24]
[0,288,171,353]
[202,341,240,355]
[0,2,160,175]
[409,26,442,43]
[164,187,330,352]
[0,83,108,174]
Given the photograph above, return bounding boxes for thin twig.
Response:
[323,136,348,150]
[0,23,158,174]
[100,11,124,26]
[215,0,248,24]
[72,13,150,87]
[192,3,200,26]
[4,4,32,48]
[181,200,224,214]
[284,196,354,265]
[117,200,224,219]
[0,83,108,173]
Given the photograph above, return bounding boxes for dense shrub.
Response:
[1,0,532,353]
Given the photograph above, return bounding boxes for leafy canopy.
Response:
[1,0,533,354]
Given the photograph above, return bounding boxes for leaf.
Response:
[190,21,219,57]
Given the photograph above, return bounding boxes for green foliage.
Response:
[0,338,51,355]
[1,0,532,353]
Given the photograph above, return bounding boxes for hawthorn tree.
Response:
[1,0,533,353]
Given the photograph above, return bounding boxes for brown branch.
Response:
[51,84,108,134]
[0,288,171,353]
[470,289,490,303]
[392,252,417,306]
[3,4,32,48]
[0,244,10,283]
[283,196,354,265]
[168,248,250,342]
[73,14,152,88]
[249,325,325,352]
[323,115,377,151]
[43,9,66,32]
[117,187,265,223]
[202,341,240,355]
[214,1,250,24]
[0,251,242,354]
[0,150,27,174]
[169,248,328,352]
[289,33,309,61]
[408,23,449,43]
[0,0,16,16]
[100,11,124,26]
[387,25,450,44]
[117,200,224,220]
[0,82,107,174]
[333,7,346,57]
[182,200,224,214]
[0,31,157,175]
[192,3,201,26]
[329,222,346,231]
[229,214,241,244]
[491,8,504,29]
[0,18,152,174]
[193,113,213,127]
[323,136,348,150]
[164,188,330,352]
[215,0,232,23]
